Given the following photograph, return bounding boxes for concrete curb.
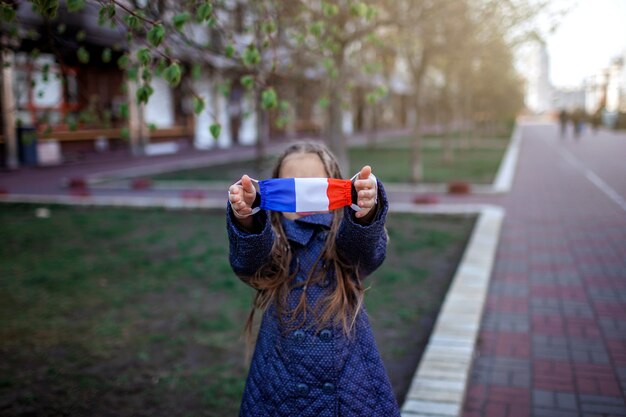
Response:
[0,193,227,210]
[396,205,504,417]
[0,194,496,216]
[492,125,522,193]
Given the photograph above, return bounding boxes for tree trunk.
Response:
[327,81,348,175]
[367,103,378,149]
[326,50,349,175]
[456,95,467,153]
[1,45,18,169]
[284,82,296,141]
[410,105,423,183]
[465,93,473,150]
[127,44,146,156]
[255,89,269,176]
[443,115,453,163]
[409,52,429,183]
[126,77,144,156]
[139,102,149,151]
[441,81,454,163]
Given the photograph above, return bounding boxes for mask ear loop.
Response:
[350,172,377,212]
[228,177,262,217]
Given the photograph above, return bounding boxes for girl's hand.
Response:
[354,165,377,220]
[228,175,256,226]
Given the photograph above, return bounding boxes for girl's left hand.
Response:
[354,165,377,219]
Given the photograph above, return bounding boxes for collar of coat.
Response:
[280,212,333,246]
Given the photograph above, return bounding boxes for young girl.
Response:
[227,142,400,417]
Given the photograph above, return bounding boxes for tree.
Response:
[284,0,392,173]
[390,0,554,181]
[392,0,458,181]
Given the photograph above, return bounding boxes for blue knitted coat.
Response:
[227,180,400,417]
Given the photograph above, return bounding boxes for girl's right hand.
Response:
[228,174,257,218]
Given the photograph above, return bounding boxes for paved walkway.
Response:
[0,129,410,195]
[461,123,626,417]
[0,139,289,195]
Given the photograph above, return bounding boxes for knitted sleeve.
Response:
[335,179,389,278]
[226,203,275,284]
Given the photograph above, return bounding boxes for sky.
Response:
[546,0,626,88]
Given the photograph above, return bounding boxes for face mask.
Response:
[232,172,375,214]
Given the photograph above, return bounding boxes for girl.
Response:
[227,142,400,417]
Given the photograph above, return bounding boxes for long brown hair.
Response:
[244,142,365,346]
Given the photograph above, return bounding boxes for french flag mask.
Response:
[232,173,376,214]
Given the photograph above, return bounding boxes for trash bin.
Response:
[17,126,38,166]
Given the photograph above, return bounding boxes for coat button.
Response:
[322,382,335,394]
[293,330,305,344]
[319,329,332,342]
[296,383,309,396]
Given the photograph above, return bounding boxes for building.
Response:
[0,2,325,169]
[553,87,586,112]
[605,56,626,113]
[1,1,415,170]
[518,38,553,114]
[584,70,608,114]
[581,54,626,128]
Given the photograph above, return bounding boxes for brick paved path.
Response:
[461,123,626,417]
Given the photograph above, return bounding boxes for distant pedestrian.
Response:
[571,108,584,139]
[558,109,568,138]
[227,142,400,417]
[590,108,602,134]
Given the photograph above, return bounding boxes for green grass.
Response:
[150,136,508,184]
[378,132,511,148]
[0,204,475,415]
[350,146,506,183]
[152,156,276,182]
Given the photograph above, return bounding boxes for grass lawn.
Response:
[150,136,508,184]
[0,203,475,416]
[350,145,506,183]
[150,156,277,183]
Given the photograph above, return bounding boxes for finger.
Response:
[358,199,375,209]
[358,189,376,200]
[359,165,372,180]
[236,206,252,215]
[356,208,371,218]
[229,183,240,194]
[229,184,241,195]
[228,185,241,202]
[354,179,374,191]
[241,175,255,194]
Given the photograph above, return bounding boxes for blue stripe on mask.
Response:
[259,178,297,212]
